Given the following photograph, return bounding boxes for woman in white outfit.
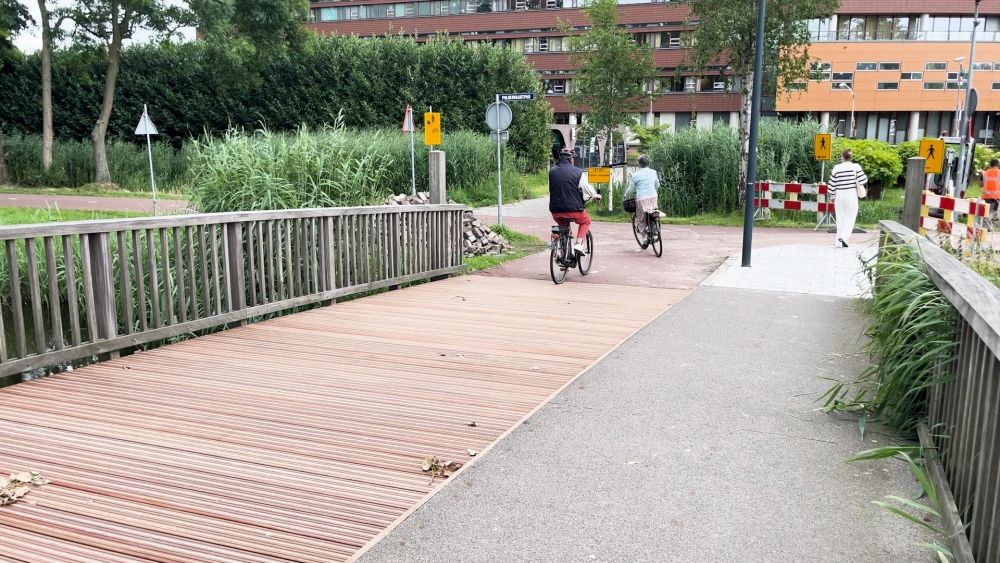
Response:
[828,148,867,248]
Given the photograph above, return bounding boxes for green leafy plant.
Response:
[818,239,959,432]
[831,138,903,188]
[632,124,670,153]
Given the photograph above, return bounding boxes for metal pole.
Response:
[954,61,964,137]
[410,126,416,196]
[741,0,767,268]
[957,0,982,194]
[849,88,855,140]
[143,105,158,216]
[495,94,503,226]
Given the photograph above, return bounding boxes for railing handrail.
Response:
[0,204,466,241]
[880,219,1000,365]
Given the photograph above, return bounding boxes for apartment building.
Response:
[304,0,741,152]
[779,0,1000,144]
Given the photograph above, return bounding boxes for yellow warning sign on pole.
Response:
[424,112,441,145]
[588,167,611,183]
[814,134,832,161]
[920,139,944,174]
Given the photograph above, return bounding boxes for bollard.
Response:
[429,150,446,204]
[902,157,926,232]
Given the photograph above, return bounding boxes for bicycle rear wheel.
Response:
[550,239,568,284]
[631,214,649,249]
[650,216,663,257]
[578,231,594,275]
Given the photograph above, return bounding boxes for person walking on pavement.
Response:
[549,147,601,254]
[828,148,867,248]
[624,154,660,237]
[981,158,1000,222]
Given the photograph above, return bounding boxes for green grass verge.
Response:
[526,170,548,198]
[589,188,905,230]
[0,207,149,225]
[0,184,188,200]
[464,224,547,272]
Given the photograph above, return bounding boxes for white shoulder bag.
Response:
[855,166,867,199]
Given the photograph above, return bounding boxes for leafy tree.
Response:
[685,0,840,202]
[0,0,33,184]
[563,0,654,166]
[632,123,670,153]
[63,0,196,184]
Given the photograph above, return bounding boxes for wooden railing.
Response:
[0,205,465,380]
[881,220,1000,563]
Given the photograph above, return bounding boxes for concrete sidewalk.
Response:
[356,243,937,562]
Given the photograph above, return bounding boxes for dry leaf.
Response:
[468,449,478,457]
[468,422,478,427]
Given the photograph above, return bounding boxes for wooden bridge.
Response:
[0,206,686,562]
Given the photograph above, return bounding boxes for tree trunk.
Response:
[737,83,752,209]
[37,0,53,172]
[92,35,123,185]
[0,129,9,185]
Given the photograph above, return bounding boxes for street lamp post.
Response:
[837,83,855,139]
[954,57,965,137]
[956,0,982,195]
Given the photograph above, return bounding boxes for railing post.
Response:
[902,156,926,232]
[89,232,119,360]
[225,222,247,326]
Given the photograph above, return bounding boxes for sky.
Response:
[12,0,197,53]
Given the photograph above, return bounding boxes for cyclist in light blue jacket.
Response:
[624,155,660,236]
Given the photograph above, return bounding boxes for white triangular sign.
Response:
[401,105,415,132]
[135,112,158,136]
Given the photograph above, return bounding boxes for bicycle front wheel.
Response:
[550,243,568,284]
[631,213,649,249]
[578,231,594,275]
[650,217,663,258]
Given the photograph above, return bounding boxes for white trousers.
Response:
[834,188,859,245]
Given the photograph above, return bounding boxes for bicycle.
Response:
[624,198,663,257]
[549,221,593,285]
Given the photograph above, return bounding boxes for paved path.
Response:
[475,195,552,220]
[0,193,192,214]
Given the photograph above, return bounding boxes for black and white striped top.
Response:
[829,162,868,191]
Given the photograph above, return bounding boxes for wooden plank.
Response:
[210,225,221,316]
[88,232,117,342]
[63,235,82,347]
[186,227,198,321]
[78,234,98,343]
[198,225,210,318]
[220,224,233,313]
[160,228,173,326]
[274,221,285,302]
[116,231,133,336]
[147,229,162,329]
[173,227,187,325]
[256,222,266,304]
[25,238,46,355]
[133,231,148,333]
[246,222,258,307]
[310,218,319,294]
[284,219,293,298]
[293,218,302,298]
[44,237,64,351]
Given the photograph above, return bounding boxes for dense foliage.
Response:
[830,138,903,187]
[0,34,551,171]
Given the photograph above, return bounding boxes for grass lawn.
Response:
[526,170,548,198]
[464,224,547,272]
[0,184,188,200]
[0,207,148,225]
[588,188,906,230]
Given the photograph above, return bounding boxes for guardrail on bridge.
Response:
[881,220,1000,563]
[0,205,466,381]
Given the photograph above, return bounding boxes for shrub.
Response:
[831,138,903,187]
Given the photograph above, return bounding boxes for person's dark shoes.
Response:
[838,238,849,248]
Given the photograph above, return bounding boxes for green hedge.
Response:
[0,35,551,172]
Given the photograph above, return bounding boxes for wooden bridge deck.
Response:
[0,276,687,563]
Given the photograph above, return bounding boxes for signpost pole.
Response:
[956,0,982,194]
[496,94,503,226]
[410,128,416,196]
[741,0,767,268]
[142,105,158,216]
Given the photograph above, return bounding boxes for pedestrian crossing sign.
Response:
[814,134,831,161]
[424,112,441,145]
[920,139,944,174]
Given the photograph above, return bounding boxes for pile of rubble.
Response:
[382,192,512,257]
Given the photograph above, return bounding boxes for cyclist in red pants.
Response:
[549,147,601,254]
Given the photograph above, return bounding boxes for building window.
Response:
[660,31,681,49]
[973,62,993,71]
[832,82,852,91]
[993,82,1000,91]
[923,82,946,90]
[549,37,562,52]
[926,62,947,71]
[947,82,962,90]
[856,62,877,71]
[901,72,922,80]
[543,79,565,94]
[684,77,697,92]
[877,82,899,90]
[994,63,1000,71]
[787,82,807,91]
[878,62,900,71]
[832,72,853,82]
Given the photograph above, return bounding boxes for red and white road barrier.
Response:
[920,192,989,242]
[753,182,835,213]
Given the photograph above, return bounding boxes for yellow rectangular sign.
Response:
[424,112,441,145]
[814,133,832,161]
[588,167,611,183]
[920,139,944,174]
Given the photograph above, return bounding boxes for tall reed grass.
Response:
[2,134,190,192]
